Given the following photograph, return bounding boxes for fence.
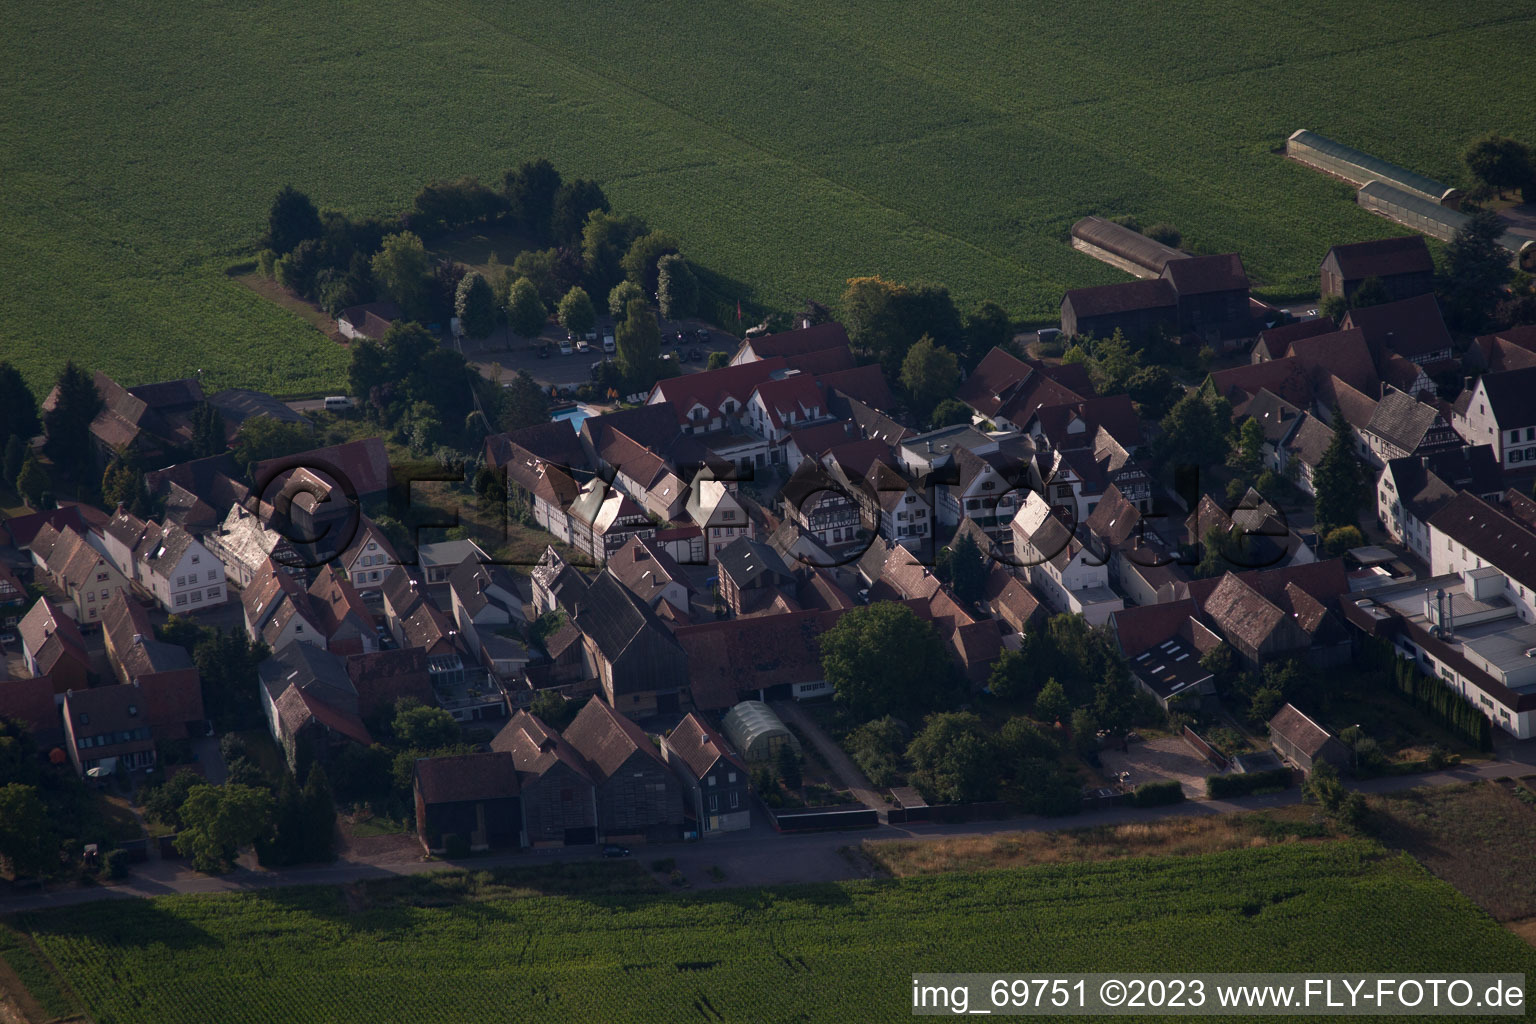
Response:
[764,804,878,832]
[1182,726,1231,772]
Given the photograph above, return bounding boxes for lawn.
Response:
[5,1,1534,397]
[6,843,1536,1023]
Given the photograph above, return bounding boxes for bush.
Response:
[1129,780,1185,807]
[1205,768,1293,798]
[650,857,676,873]
[99,848,130,881]
[443,833,470,859]
[1145,222,1182,247]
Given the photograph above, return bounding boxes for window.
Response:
[207,587,220,600]
[176,576,186,587]
[707,776,716,786]
[729,792,740,809]
[175,593,187,606]
[208,570,219,581]
[87,591,96,603]
[708,795,718,812]
[190,590,202,603]
[1527,429,1535,441]
[727,772,737,783]
[294,624,303,633]
[905,495,915,503]
[191,555,200,565]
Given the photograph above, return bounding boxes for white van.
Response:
[602,331,616,354]
[323,396,353,412]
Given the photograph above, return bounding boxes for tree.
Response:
[608,280,645,321]
[142,769,204,830]
[556,286,597,339]
[188,401,226,458]
[101,457,141,511]
[1125,365,1177,420]
[348,339,392,413]
[1464,133,1534,199]
[498,370,550,432]
[1145,222,1181,247]
[551,178,610,245]
[1000,716,1059,763]
[1079,329,1141,395]
[231,417,314,476]
[1441,210,1514,332]
[392,700,460,750]
[503,158,562,239]
[506,277,547,340]
[899,335,960,422]
[906,712,997,804]
[42,360,103,469]
[706,351,731,371]
[582,211,648,297]
[846,717,906,786]
[656,254,698,319]
[1227,417,1264,481]
[621,231,681,296]
[962,301,1011,366]
[274,238,326,299]
[987,649,1042,705]
[265,186,323,256]
[841,277,963,378]
[1034,678,1071,724]
[510,247,585,309]
[0,362,40,445]
[454,272,497,339]
[0,783,54,878]
[930,399,972,428]
[946,530,987,604]
[174,783,275,873]
[370,232,431,319]
[820,602,955,720]
[1349,275,1390,309]
[1157,391,1231,470]
[774,743,802,790]
[1313,407,1366,532]
[300,765,338,863]
[529,690,578,731]
[1322,524,1365,556]
[3,435,24,486]
[616,298,662,389]
[15,452,47,508]
[1319,293,1348,324]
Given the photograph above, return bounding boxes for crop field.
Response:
[4,2,1535,395]
[5,843,1535,1023]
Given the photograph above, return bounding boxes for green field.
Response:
[4,1,1535,396]
[5,843,1534,1023]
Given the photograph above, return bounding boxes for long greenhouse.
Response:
[1069,216,1189,279]
[1358,180,1535,265]
[1287,129,1462,207]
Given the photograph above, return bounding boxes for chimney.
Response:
[132,633,144,645]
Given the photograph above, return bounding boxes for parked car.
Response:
[576,339,591,353]
[694,328,712,343]
[601,844,631,858]
[583,326,599,342]
[602,332,615,354]
[558,339,573,356]
[0,631,15,646]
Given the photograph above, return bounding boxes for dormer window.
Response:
[191,555,200,565]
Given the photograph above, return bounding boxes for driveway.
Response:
[1100,735,1222,798]
[770,701,887,814]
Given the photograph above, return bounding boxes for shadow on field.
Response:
[17,898,219,951]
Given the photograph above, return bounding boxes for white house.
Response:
[1453,366,1536,470]
[339,517,399,593]
[1011,491,1123,626]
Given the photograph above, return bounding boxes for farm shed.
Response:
[1069,216,1188,279]
[1267,703,1349,776]
[1287,129,1462,207]
[721,700,801,763]
[1357,182,1536,265]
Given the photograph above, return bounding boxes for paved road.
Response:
[3,753,1532,916]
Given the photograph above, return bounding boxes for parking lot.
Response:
[461,315,741,392]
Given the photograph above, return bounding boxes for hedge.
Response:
[1129,780,1185,807]
[1206,768,1293,798]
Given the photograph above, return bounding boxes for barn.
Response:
[1069,217,1188,280]
[1287,129,1462,207]
[1060,279,1177,342]
[1267,703,1349,776]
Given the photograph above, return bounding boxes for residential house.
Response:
[1179,559,1352,670]
[1268,703,1348,775]
[1319,236,1434,303]
[1362,387,1464,467]
[570,571,689,717]
[486,431,584,545]
[0,671,62,748]
[447,558,528,680]
[413,751,521,853]
[0,565,28,634]
[1185,491,1316,572]
[336,300,401,342]
[686,469,750,565]
[338,517,400,594]
[567,480,655,564]
[676,609,844,709]
[252,436,393,504]
[956,348,1095,431]
[716,536,795,616]
[33,524,131,628]
[345,647,435,720]
[100,592,204,738]
[40,372,205,469]
[381,568,466,689]
[258,642,372,771]
[661,713,750,835]
[1377,446,1502,560]
[1468,325,1536,375]
[825,450,931,551]
[417,539,491,585]
[778,459,866,554]
[61,686,156,775]
[18,597,92,694]
[1251,317,1336,363]
[205,503,303,588]
[607,535,694,619]
[744,372,834,449]
[1452,366,1536,469]
[1341,293,1454,368]
[1083,484,1180,606]
[561,697,684,842]
[729,321,852,368]
[491,711,598,846]
[1279,413,1335,497]
[530,546,590,616]
[306,566,376,656]
[243,560,327,652]
[1010,491,1123,626]
[136,519,228,613]
[982,568,1043,635]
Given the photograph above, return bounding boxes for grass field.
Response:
[5,843,1536,1023]
[4,2,1536,396]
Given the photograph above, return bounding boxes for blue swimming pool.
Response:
[551,406,591,432]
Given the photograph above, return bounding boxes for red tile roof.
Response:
[665,713,746,780]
